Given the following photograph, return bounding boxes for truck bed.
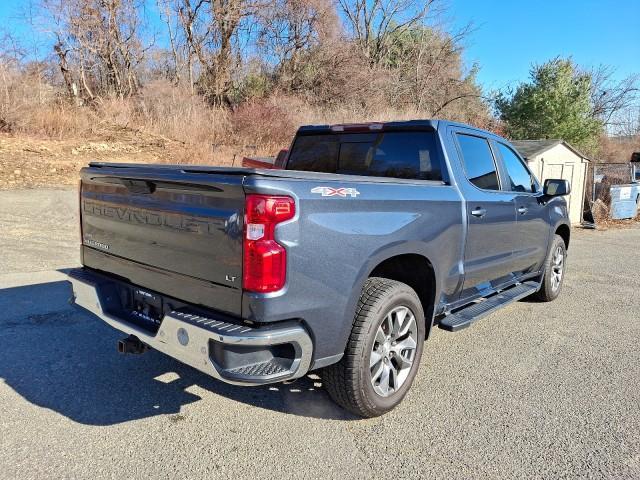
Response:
[87,162,447,185]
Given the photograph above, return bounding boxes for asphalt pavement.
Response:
[1,189,639,479]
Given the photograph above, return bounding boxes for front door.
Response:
[494,141,550,275]
[513,194,549,274]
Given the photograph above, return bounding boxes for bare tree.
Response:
[39,0,150,100]
[157,0,183,85]
[610,106,640,137]
[337,0,439,65]
[208,0,244,103]
[176,0,209,93]
[0,31,25,130]
[257,0,339,91]
[174,0,266,105]
[0,31,26,64]
[53,40,78,100]
[590,65,640,131]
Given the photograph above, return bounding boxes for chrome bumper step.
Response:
[68,268,313,386]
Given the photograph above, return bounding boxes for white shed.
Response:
[512,140,590,225]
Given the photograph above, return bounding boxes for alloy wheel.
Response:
[369,306,418,397]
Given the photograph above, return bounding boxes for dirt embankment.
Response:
[0,127,241,189]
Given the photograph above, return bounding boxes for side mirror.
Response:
[543,179,571,197]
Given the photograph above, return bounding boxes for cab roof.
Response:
[296,119,496,138]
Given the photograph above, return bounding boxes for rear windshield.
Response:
[286,131,442,181]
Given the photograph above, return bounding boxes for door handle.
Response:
[518,206,528,215]
[471,207,487,218]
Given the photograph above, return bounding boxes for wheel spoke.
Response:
[391,307,408,338]
[553,247,564,267]
[388,315,398,339]
[370,349,382,368]
[392,355,413,372]
[397,311,414,338]
[388,365,398,391]
[371,358,384,382]
[386,314,395,335]
[375,326,386,345]
[549,247,564,292]
[394,336,417,353]
[378,364,391,395]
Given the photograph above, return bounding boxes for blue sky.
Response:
[1,0,638,92]
[448,0,640,90]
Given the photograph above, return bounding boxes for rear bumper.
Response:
[68,268,313,386]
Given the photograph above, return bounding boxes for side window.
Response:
[456,134,500,190]
[497,143,536,193]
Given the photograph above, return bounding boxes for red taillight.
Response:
[243,194,295,293]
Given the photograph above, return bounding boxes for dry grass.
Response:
[1,64,96,138]
[95,83,234,164]
[101,82,231,145]
[1,62,495,162]
[591,210,640,230]
[598,135,640,163]
[0,71,633,190]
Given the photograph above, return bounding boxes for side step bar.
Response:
[439,281,540,332]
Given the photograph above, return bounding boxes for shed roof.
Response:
[511,139,589,161]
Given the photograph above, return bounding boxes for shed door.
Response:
[543,162,581,224]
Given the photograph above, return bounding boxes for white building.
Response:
[512,140,589,225]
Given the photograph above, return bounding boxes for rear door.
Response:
[80,166,245,315]
[494,141,550,275]
[452,131,517,296]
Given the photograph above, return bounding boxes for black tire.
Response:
[322,277,426,418]
[533,234,567,302]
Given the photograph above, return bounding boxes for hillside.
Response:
[0,127,245,189]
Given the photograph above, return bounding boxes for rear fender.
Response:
[345,242,442,340]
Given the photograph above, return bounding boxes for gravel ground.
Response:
[1,188,639,479]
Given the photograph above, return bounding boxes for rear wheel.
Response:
[323,277,425,418]
[533,234,567,302]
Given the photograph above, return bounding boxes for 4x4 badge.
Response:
[311,186,360,198]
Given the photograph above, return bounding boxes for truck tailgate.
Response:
[79,165,245,316]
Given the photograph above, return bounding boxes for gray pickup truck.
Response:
[69,120,571,417]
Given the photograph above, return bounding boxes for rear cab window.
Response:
[286,131,443,181]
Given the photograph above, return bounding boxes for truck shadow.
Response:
[0,279,355,426]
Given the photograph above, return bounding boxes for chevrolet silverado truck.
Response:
[68,120,571,417]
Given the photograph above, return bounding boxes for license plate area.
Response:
[132,288,163,324]
[115,284,164,333]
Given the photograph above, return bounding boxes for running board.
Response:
[439,281,539,332]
